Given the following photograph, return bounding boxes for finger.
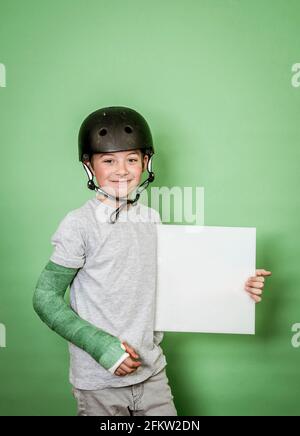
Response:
[245,281,264,289]
[115,366,126,376]
[125,360,141,369]
[126,345,139,359]
[245,286,263,296]
[124,357,141,367]
[248,276,265,283]
[256,269,272,276]
[119,362,138,374]
[115,368,126,376]
[250,293,262,303]
[120,359,140,371]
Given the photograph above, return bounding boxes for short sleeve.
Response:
[50,212,86,269]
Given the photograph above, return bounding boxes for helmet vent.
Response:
[124,125,133,134]
[99,128,108,136]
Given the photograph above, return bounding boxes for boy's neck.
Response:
[95,192,129,209]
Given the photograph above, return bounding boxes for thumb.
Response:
[122,341,139,359]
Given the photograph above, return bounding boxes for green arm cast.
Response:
[33,260,126,371]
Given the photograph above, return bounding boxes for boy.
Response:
[33,106,177,416]
[33,106,271,416]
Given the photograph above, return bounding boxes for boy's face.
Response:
[87,149,149,198]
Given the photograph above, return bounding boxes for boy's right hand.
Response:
[114,341,141,377]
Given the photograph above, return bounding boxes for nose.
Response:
[115,160,129,177]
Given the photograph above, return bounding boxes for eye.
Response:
[103,159,113,163]
[128,158,138,163]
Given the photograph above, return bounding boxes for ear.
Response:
[142,154,149,172]
[85,160,95,176]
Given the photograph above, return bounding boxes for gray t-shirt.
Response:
[49,196,166,390]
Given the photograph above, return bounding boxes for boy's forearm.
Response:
[33,260,126,371]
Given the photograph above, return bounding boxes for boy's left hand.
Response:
[244,269,272,303]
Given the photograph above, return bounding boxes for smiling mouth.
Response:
[111,180,132,183]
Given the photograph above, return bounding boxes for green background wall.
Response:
[0,0,299,416]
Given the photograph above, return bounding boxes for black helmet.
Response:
[78,106,154,162]
[78,106,155,223]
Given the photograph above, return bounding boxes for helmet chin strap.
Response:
[82,156,155,224]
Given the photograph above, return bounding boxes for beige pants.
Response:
[72,367,177,416]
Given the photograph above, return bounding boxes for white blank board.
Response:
[154,225,256,335]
